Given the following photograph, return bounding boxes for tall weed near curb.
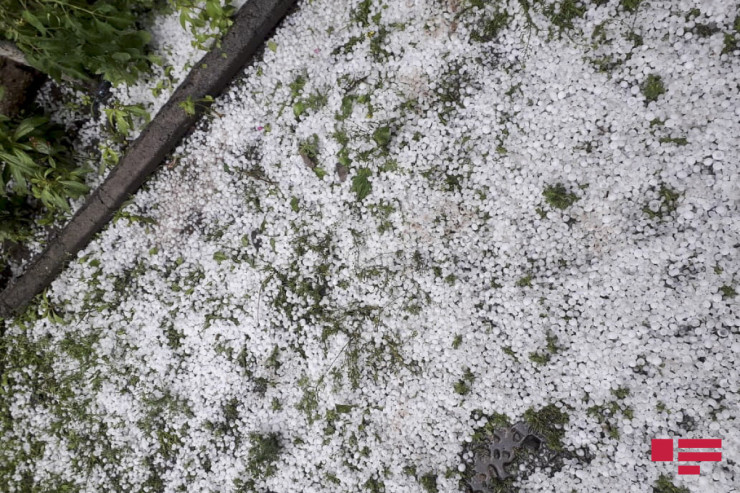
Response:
[0,0,237,85]
[0,0,160,85]
[0,113,89,241]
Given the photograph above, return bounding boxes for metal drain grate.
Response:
[466,421,545,493]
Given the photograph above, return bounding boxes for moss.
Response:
[523,404,569,451]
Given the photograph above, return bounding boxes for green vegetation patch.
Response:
[543,183,579,210]
[543,0,587,32]
[523,403,569,451]
[641,74,666,103]
[653,474,690,493]
[351,168,373,201]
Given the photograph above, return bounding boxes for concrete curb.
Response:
[0,0,298,319]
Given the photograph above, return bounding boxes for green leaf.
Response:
[14,116,47,140]
[30,138,52,155]
[124,104,151,122]
[22,10,47,34]
[351,168,372,201]
[60,180,90,195]
[0,149,37,174]
[112,52,131,62]
[49,191,70,212]
[372,126,391,149]
[179,98,196,116]
[206,0,222,18]
[293,101,306,118]
[267,41,278,52]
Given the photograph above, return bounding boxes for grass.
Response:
[612,387,630,400]
[454,367,475,395]
[641,74,666,103]
[502,346,519,361]
[470,410,512,442]
[587,395,633,441]
[643,185,680,220]
[369,26,391,61]
[419,473,438,493]
[435,63,471,123]
[658,137,688,146]
[469,7,510,43]
[719,285,737,299]
[543,183,579,209]
[289,74,307,98]
[528,351,550,365]
[620,0,642,14]
[452,334,463,349]
[721,33,738,55]
[515,274,533,287]
[352,0,373,27]
[234,432,283,491]
[530,332,560,365]
[543,0,586,32]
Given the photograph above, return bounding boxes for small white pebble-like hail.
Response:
[3,0,739,492]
